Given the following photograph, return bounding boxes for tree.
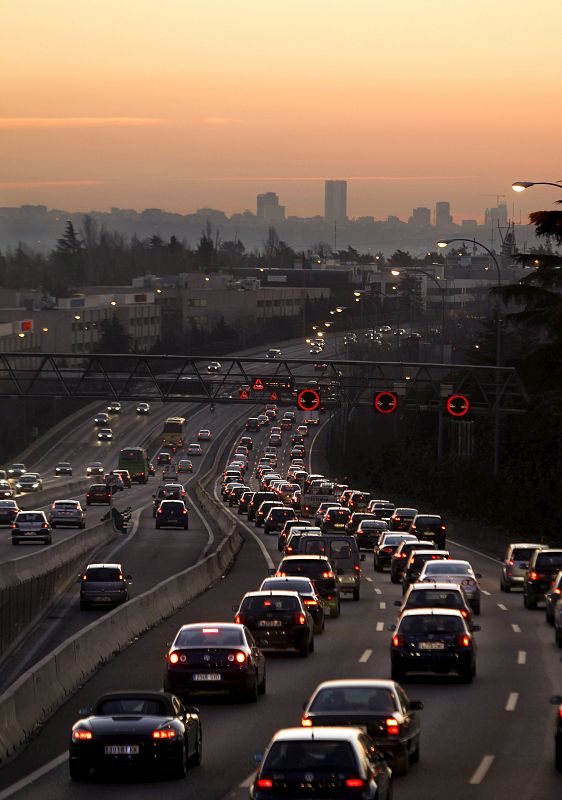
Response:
[95,314,131,353]
[196,221,216,272]
[50,221,85,293]
[388,249,414,268]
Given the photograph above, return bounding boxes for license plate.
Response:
[419,641,445,650]
[193,673,221,681]
[333,523,345,528]
[95,596,112,602]
[104,745,139,755]
[259,619,282,627]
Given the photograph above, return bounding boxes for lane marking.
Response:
[359,649,373,663]
[0,752,68,800]
[380,601,386,610]
[469,754,495,785]
[376,621,385,631]
[448,538,501,564]
[497,603,508,611]
[517,650,527,665]
[505,692,519,712]
[481,589,491,596]
[511,623,521,633]
[365,576,373,583]
[374,587,382,595]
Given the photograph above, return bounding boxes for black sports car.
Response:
[69,691,202,781]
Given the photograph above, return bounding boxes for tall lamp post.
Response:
[512,180,562,193]
[391,268,446,363]
[437,237,502,475]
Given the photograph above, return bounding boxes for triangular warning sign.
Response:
[269,391,278,401]
[239,389,249,399]
[253,378,264,391]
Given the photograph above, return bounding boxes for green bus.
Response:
[118,447,150,484]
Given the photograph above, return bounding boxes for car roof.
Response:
[261,576,313,586]
[312,679,397,692]
[393,508,418,513]
[242,590,302,599]
[423,559,470,567]
[508,542,547,549]
[280,555,330,562]
[93,691,177,715]
[178,622,243,632]
[271,726,364,743]
[87,563,122,569]
[400,607,464,617]
[409,581,465,592]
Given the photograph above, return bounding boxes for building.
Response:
[435,201,453,227]
[409,207,431,227]
[324,181,347,222]
[484,203,508,229]
[256,193,285,222]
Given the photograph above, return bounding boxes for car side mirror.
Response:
[471,624,481,632]
[360,554,366,561]
[550,695,562,704]
[410,700,424,711]
[475,573,482,579]
[387,623,396,632]
[253,752,264,765]
[394,600,401,607]
[78,707,92,717]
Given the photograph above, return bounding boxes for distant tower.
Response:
[435,201,453,227]
[324,181,347,222]
[256,192,285,222]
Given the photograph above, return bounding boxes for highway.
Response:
[1,391,561,800]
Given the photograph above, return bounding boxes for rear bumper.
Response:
[393,650,473,674]
[165,670,255,694]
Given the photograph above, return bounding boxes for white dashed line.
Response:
[505,692,519,712]
[374,587,382,595]
[469,755,495,785]
[497,603,508,611]
[359,649,373,663]
[376,621,385,631]
[481,589,491,596]
[511,624,521,633]
[365,576,373,583]
[517,650,527,665]
[380,601,386,610]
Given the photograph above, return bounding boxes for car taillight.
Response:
[11,523,16,528]
[410,525,416,531]
[72,729,93,741]
[385,717,400,736]
[441,525,447,530]
[383,547,393,553]
[460,609,469,618]
[507,559,514,566]
[394,516,401,522]
[257,778,273,788]
[304,599,317,606]
[235,651,246,664]
[322,571,334,579]
[529,571,538,580]
[392,634,405,647]
[301,715,312,727]
[397,553,407,558]
[295,613,306,625]
[354,564,360,572]
[152,729,176,739]
[157,508,164,514]
[168,651,180,664]
[181,509,187,514]
[555,588,561,595]
[457,634,472,647]
[345,778,365,788]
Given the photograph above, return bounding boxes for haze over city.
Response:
[2,0,561,222]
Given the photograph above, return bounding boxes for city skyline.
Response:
[2,0,561,222]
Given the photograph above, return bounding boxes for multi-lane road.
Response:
[0,340,561,800]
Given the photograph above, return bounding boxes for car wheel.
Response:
[393,748,409,776]
[473,604,481,616]
[308,635,314,653]
[245,679,259,703]
[547,611,554,626]
[258,669,267,696]
[12,540,18,546]
[460,666,473,684]
[155,524,161,529]
[390,573,399,584]
[314,622,323,635]
[556,739,562,773]
[556,629,562,648]
[171,745,187,779]
[44,537,52,545]
[526,594,537,610]
[80,523,86,529]
[352,588,360,601]
[410,736,420,764]
[189,725,202,766]
[374,559,381,572]
[69,760,90,782]
[299,639,309,658]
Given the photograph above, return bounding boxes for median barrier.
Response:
[0,522,241,764]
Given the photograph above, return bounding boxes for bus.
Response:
[162,416,186,448]
[118,447,150,484]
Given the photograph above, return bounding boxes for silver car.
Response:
[15,473,43,492]
[500,542,549,592]
[419,559,482,614]
[49,499,86,529]
[79,563,131,610]
[12,510,51,545]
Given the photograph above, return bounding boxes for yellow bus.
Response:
[162,416,186,448]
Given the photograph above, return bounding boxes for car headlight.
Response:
[33,483,38,489]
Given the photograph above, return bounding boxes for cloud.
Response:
[0,117,164,129]
[0,180,104,189]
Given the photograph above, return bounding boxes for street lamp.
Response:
[391,267,446,362]
[512,180,562,192]
[437,237,502,474]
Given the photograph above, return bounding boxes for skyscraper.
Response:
[435,201,453,227]
[324,181,347,222]
[256,192,285,222]
[409,207,431,227]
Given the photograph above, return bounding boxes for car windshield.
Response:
[310,686,397,713]
[399,615,464,635]
[0,500,16,507]
[406,590,462,608]
[175,627,244,647]
[241,595,299,612]
[54,502,79,509]
[424,563,471,575]
[511,547,538,561]
[261,579,312,593]
[415,517,441,526]
[264,741,356,771]
[97,698,166,716]
[328,541,353,558]
[384,535,415,546]
[536,553,562,569]
[280,560,331,577]
[85,568,122,581]
[17,513,44,523]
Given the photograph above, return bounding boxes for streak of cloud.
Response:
[0,117,164,129]
[0,180,104,189]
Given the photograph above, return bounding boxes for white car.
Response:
[136,402,150,414]
[207,361,221,373]
[98,428,113,441]
[187,443,203,456]
[197,429,212,441]
[418,559,482,614]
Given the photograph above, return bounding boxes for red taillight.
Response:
[301,715,312,727]
[321,571,334,579]
[507,559,514,566]
[296,613,306,625]
[385,717,400,736]
[152,729,176,739]
[392,634,405,647]
[168,651,180,664]
[559,708,562,719]
[11,523,16,528]
[257,778,273,788]
[410,525,416,531]
[345,778,364,788]
[397,552,407,558]
[383,547,393,553]
[354,564,360,572]
[181,509,187,515]
[72,729,93,741]
[42,523,49,528]
[235,651,246,664]
[304,599,317,606]
[555,588,561,595]
[440,525,447,530]
[457,634,471,647]
[460,609,468,618]
[529,571,538,580]
[394,516,401,522]
[235,614,242,624]
[157,508,164,514]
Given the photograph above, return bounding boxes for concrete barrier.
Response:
[0,522,241,764]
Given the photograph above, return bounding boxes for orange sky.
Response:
[1,0,561,221]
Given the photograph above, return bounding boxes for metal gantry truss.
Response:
[0,354,529,415]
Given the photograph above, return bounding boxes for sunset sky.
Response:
[2,0,561,222]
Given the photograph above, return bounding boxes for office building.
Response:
[435,201,453,227]
[324,181,347,222]
[409,207,431,227]
[256,192,285,222]
[485,203,508,229]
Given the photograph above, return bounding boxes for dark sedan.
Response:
[69,691,201,781]
[235,591,314,656]
[0,499,20,525]
[164,623,266,702]
[155,500,189,529]
[260,576,325,634]
[301,678,422,775]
